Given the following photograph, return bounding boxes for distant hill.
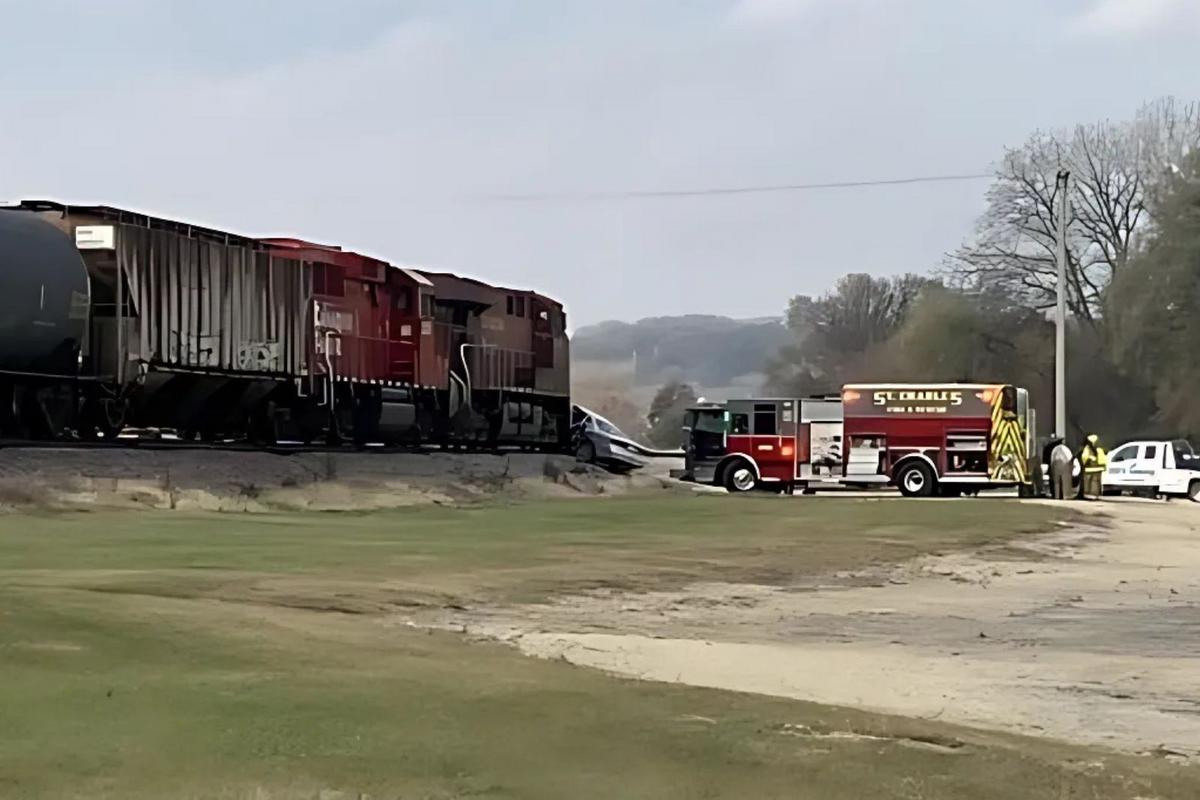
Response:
[572,314,789,388]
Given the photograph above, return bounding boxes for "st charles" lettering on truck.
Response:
[873,389,963,414]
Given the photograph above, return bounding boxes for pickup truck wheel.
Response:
[723,461,758,493]
[896,461,936,498]
[1189,480,1200,502]
[575,438,596,464]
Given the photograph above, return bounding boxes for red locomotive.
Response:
[0,201,571,448]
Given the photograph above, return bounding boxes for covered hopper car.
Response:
[0,201,570,448]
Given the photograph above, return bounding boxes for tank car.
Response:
[0,210,91,436]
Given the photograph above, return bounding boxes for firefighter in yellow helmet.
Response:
[1078,433,1107,500]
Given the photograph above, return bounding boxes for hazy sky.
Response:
[3,0,1197,326]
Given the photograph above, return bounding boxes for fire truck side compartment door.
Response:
[846,434,885,477]
[809,421,843,472]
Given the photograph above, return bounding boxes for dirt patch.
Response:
[422,499,1200,759]
[0,447,679,512]
[4,641,86,653]
[776,722,967,753]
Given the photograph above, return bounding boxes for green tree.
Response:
[881,287,1151,441]
[1109,150,1200,437]
[886,287,1046,383]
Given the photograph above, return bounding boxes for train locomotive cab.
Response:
[423,273,571,449]
[258,239,436,446]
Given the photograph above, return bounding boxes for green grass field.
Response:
[1,496,1194,799]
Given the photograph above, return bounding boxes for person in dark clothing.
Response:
[1042,436,1057,469]
[1035,435,1059,498]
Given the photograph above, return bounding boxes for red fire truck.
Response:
[841,383,1034,496]
[682,383,1035,497]
[683,396,843,493]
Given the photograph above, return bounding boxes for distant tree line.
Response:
[573,315,790,387]
[763,97,1200,443]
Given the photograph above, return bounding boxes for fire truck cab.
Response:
[682,397,843,493]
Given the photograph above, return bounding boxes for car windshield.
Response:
[591,415,624,437]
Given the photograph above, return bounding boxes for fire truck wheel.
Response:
[895,461,936,498]
[723,461,758,493]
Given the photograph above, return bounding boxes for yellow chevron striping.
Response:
[988,386,1028,483]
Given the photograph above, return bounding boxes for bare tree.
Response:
[947,97,1200,323]
[764,273,932,393]
[1134,96,1200,194]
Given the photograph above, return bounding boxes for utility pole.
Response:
[1055,169,1070,439]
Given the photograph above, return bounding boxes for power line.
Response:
[479,171,994,202]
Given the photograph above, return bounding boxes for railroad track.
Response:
[0,436,558,457]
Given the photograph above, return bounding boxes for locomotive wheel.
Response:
[895,461,936,498]
[80,397,127,441]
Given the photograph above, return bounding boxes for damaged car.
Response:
[571,405,681,473]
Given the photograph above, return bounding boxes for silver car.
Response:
[571,405,679,473]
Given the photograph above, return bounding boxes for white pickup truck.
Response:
[1103,439,1200,500]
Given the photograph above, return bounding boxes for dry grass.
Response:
[1,497,1195,799]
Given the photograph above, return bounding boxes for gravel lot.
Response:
[430,498,1200,760]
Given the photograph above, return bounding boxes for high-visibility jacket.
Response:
[1081,444,1107,472]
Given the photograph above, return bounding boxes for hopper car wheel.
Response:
[575,438,596,464]
[252,401,282,446]
[896,461,936,498]
[723,461,758,493]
